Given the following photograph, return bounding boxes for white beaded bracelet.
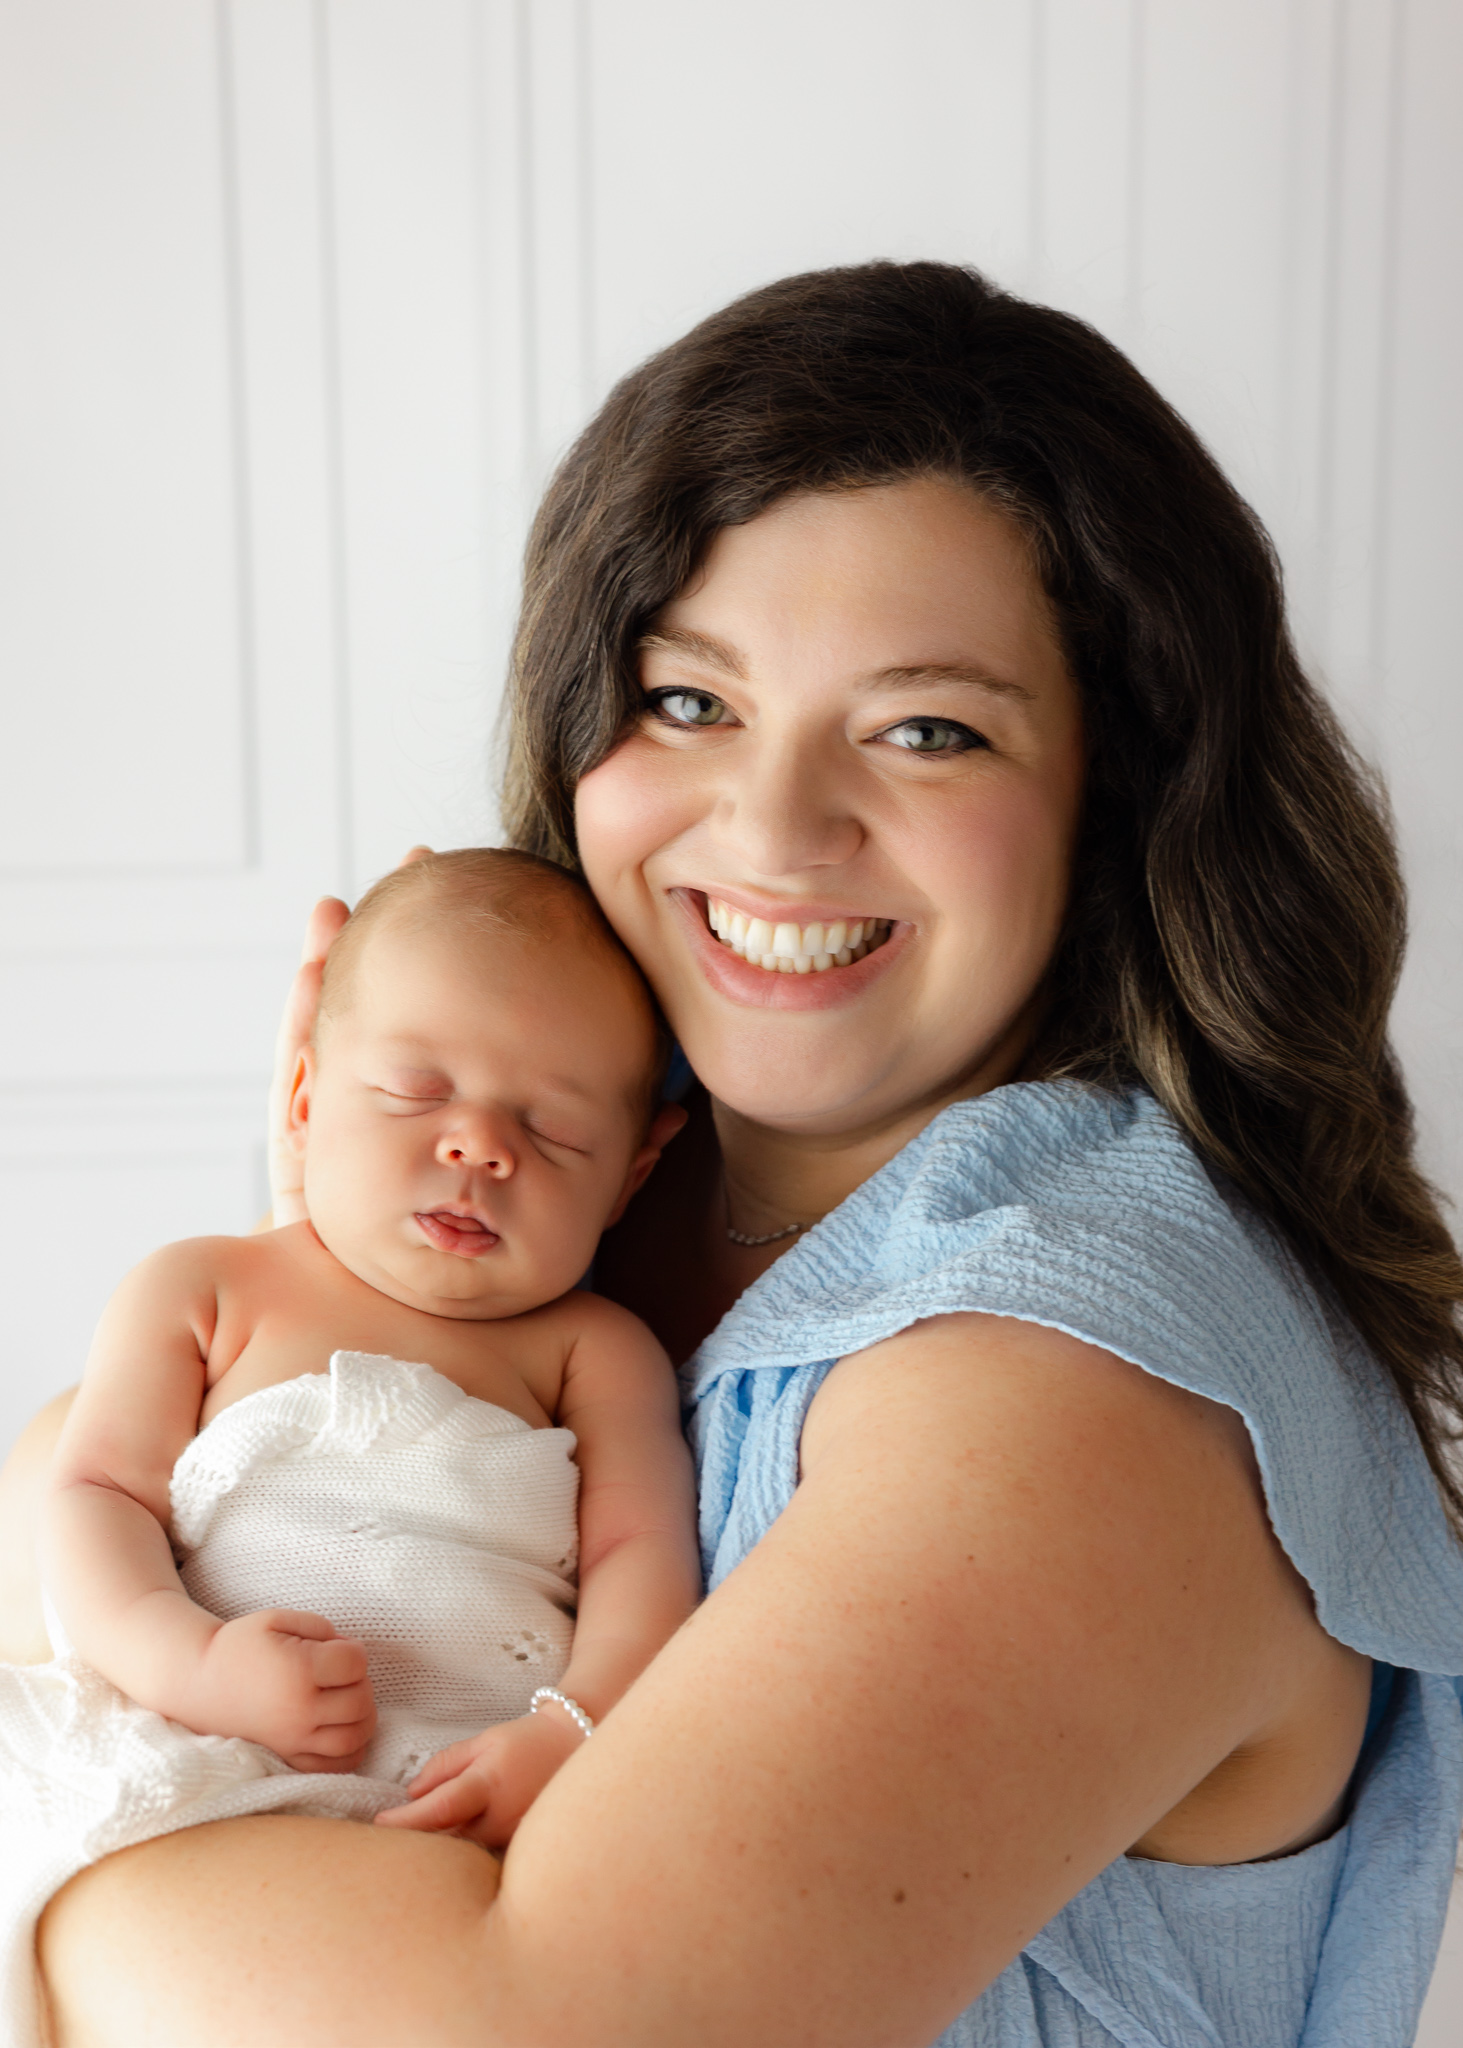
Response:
[529,1686,595,1741]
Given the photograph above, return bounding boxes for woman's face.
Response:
[575,478,1085,1139]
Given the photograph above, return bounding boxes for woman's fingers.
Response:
[267,897,349,1225]
[301,894,351,966]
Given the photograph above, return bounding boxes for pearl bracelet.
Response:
[529,1687,595,1741]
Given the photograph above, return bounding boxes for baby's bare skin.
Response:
[195,1220,615,1436]
[40,877,700,1839]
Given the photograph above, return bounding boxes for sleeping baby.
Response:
[0,849,700,2044]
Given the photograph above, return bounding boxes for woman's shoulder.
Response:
[693,1082,1289,1380]
[688,1082,1463,1671]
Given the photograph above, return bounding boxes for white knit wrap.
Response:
[0,1351,580,2048]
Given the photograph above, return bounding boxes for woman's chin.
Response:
[681,1043,909,1136]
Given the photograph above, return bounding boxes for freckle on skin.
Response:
[893,1889,906,1904]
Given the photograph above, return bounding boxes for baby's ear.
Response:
[285,1047,316,1159]
[605,1103,686,1226]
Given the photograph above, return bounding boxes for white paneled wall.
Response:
[2,0,1462,2024]
[2,6,1461,1408]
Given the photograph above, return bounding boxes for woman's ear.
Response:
[604,1103,687,1227]
[285,1047,316,1161]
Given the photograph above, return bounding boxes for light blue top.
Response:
[683,1082,1463,2047]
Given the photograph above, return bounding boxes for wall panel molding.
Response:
[0,0,258,882]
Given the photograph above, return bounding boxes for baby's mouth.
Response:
[415,1208,501,1257]
[704,898,893,975]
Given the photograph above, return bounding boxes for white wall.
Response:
[1,0,1462,2024]
[3,0,1460,1401]
[13,0,1459,1452]
[0,9,1458,1345]
[3,0,1460,1402]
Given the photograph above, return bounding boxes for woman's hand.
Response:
[374,1711,582,1848]
[267,896,349,1227]
[267,852,432,1226]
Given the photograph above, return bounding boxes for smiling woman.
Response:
[577,484,1084,1150]
[26,261,1463,2048]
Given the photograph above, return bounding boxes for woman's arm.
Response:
[41,1312,1329,2048]
[0,1390,74,1662]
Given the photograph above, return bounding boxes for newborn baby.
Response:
[0,849,699,2044]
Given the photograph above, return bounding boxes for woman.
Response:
[16,260,1463,2046]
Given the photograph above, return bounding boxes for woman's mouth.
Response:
[414,1209,501,1257]
[704,898,892,975]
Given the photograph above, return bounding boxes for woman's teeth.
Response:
[706,899,893,974]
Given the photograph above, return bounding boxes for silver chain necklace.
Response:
[725,1218,807,1248]
[722,1171,809,1248]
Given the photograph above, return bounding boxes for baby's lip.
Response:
[414,1207,501,1258]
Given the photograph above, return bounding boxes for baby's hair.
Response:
[318,848,671,1118]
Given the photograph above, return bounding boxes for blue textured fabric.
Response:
[682,1082,1463,2046]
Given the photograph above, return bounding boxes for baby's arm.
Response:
[42,1240,375,1771]
[376,1298,700,1844]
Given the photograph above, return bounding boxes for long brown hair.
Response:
[501,259,1463,1525]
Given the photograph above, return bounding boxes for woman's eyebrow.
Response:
[637,627,748,678]
[868,662,1036,703]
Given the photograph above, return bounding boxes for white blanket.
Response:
[0,1350,579,2047]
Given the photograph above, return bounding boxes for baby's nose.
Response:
[435,1118,515,1177]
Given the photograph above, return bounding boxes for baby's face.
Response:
[294,915,659,1319]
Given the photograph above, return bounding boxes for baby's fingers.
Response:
[311,1677,375,1726]
[305,1634,371,1687]
[375,1770,486,1835]
[405,1736,484,1797]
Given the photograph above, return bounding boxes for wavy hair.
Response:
[501,259,1463,1526]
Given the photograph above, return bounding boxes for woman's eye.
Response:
[646,688,734,729]
[876,717,987,756]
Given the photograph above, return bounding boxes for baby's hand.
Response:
[373,1709,582,1848]
[186,1609,376,1773]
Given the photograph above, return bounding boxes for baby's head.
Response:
[289,849,671,1320]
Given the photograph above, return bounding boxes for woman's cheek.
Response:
[575,742,683,932]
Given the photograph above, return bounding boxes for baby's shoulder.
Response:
[523,1288,668,1375]
[549,1286,660,1341]
[113,1228,271,1301]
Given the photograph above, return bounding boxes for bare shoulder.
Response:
[99,1232,263,1319]
[801,1309,1370,1865]
[803,1309,1256,1482]
[116,1224,307,1294]
[801,1310,1279,1628]
[544,1289,671,1367]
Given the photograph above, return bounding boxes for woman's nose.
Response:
[713,730,863,875]
[435,1116,516,1178]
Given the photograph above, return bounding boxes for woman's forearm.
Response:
[39,1318,1307,2048]
[40,1819,505,2048]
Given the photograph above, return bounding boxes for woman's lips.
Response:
[670,889,909,1009]
[415,1209,501,1257]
